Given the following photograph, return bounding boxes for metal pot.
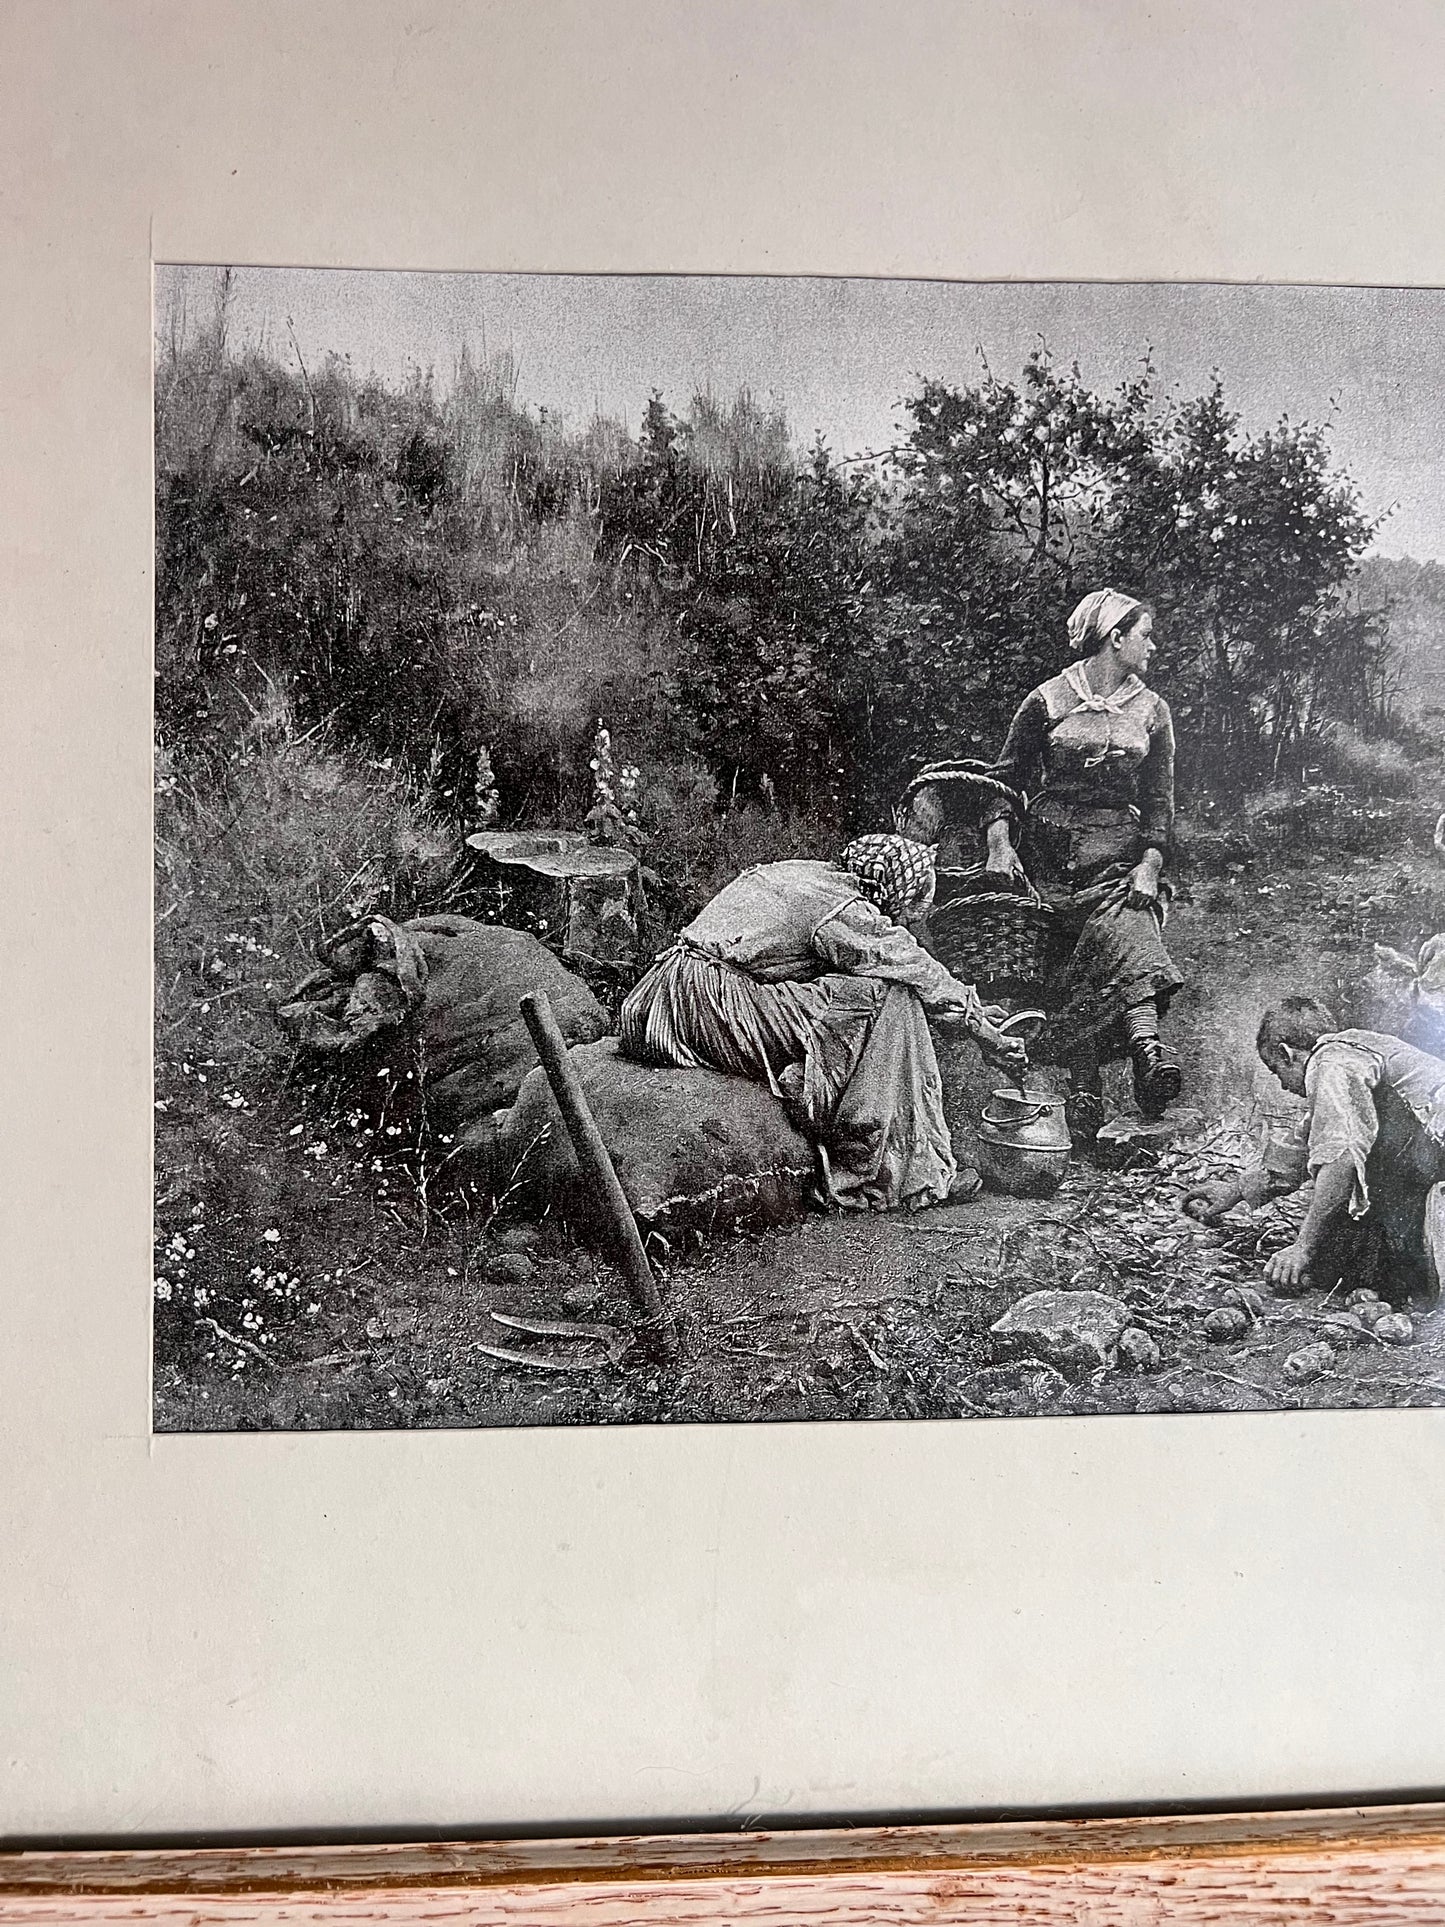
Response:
[976,1011,1072,1198]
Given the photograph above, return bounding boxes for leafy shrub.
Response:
[597,398,873,816]
[866,351,1386,800]
[634,752,847,938]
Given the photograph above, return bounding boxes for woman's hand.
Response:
[985,820,1027,885]
[972,1014,1029,1077]
[1126,847,1165,910]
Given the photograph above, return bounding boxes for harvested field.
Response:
[155,831,1445,1432]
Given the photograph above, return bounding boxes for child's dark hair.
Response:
[1257,994,1336,1056]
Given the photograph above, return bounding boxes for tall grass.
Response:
[152,275,745,835]
[155,697,461,1068]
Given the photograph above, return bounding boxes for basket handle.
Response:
[951,862,1047,910]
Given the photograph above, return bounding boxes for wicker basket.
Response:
[895,761,1024,841]
[930,867,1059,986]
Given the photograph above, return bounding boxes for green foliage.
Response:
[154,320,676,828]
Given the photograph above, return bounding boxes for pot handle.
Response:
[982,1100,1053,1128]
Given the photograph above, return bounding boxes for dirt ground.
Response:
[153,1154,1445,1434]
[153,820,1445,1432]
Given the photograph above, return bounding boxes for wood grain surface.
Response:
[3,1803,1444,1922]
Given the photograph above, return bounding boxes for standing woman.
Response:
[981,588,1185,1135]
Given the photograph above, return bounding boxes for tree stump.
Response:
[465,830,643,967]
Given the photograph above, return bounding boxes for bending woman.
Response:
[620,834,1026,1211]
[982,588,1185,1132]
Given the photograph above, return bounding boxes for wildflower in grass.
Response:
[618,761,642,828]
[153,1278,173,1301]
[262,1227,281,1243]
[472,745,501,828]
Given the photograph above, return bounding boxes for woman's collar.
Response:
[1062,659,1148,710]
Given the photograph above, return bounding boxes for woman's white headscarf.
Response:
[1067,588,1142,652]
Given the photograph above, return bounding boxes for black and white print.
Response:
[154,267,1445,1429]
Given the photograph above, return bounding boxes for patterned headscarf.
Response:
[1067,588,1142,652]
[841,832,937,922]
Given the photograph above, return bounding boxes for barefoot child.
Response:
[1189,995,1445,1306]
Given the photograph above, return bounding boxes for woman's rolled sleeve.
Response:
[1137,700,1176,855]
[813,899,982,1021]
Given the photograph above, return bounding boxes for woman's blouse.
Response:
[681,860,981,1019]
[983,663,1176,854]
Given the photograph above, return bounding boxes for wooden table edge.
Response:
[3,1801,1445,1902]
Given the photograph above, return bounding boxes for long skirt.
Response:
[1024,800,1184,1062]
[619,947,957,1211]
